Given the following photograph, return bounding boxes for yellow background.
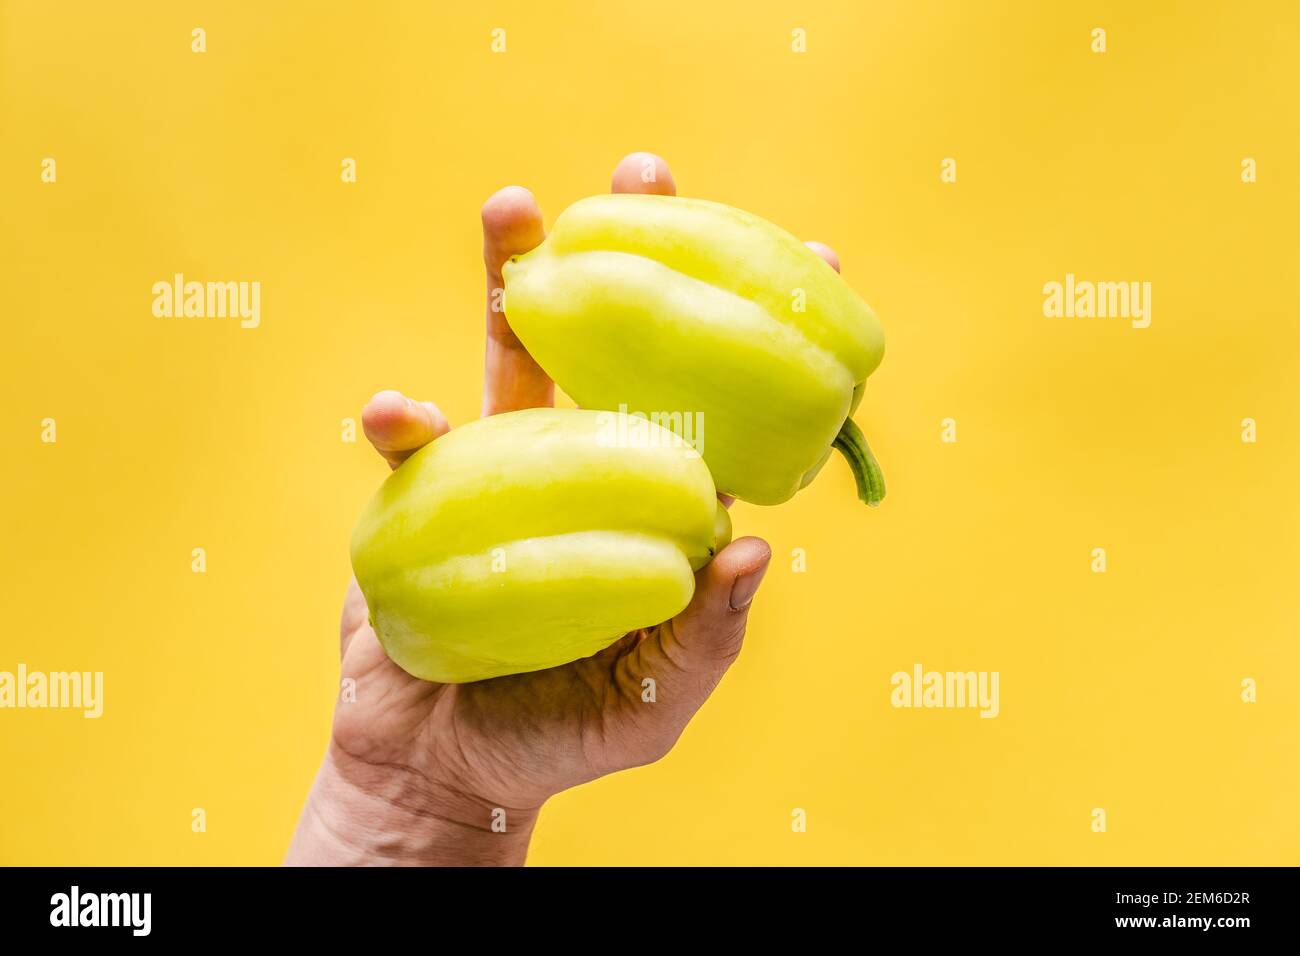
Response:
[2,0,1297,865]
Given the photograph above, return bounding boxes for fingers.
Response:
[479,157,676,417]
[668,535,771,660]
[611,152,676,196]
[482,186,553,416]
[631,536,771,714]
[350,390,450,658]
[805,240,841,273]
[362,389,450,469]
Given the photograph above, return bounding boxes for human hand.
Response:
[286,153,843,866]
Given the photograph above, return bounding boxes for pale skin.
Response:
[286,153,844,866]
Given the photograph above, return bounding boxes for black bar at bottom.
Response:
[0,866,1282,941]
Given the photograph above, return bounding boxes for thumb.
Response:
[642,537,771,700]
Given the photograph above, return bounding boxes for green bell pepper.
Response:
[501,194,887,506]
[350,408,731,683]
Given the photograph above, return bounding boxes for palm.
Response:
[333,579,688,809]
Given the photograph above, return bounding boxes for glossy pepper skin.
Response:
[350,408,731,684]
[501,194,887,506]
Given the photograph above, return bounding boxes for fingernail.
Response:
[729,563,769,611]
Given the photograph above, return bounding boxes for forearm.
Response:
[285,746,538,866]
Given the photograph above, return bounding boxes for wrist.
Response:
[286,744,540,866]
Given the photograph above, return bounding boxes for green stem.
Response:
[832,418,886,507]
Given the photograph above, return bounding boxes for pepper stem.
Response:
[833,418,886,507]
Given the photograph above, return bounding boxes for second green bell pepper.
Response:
[350,407,731,683]
[501,194,887,506]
